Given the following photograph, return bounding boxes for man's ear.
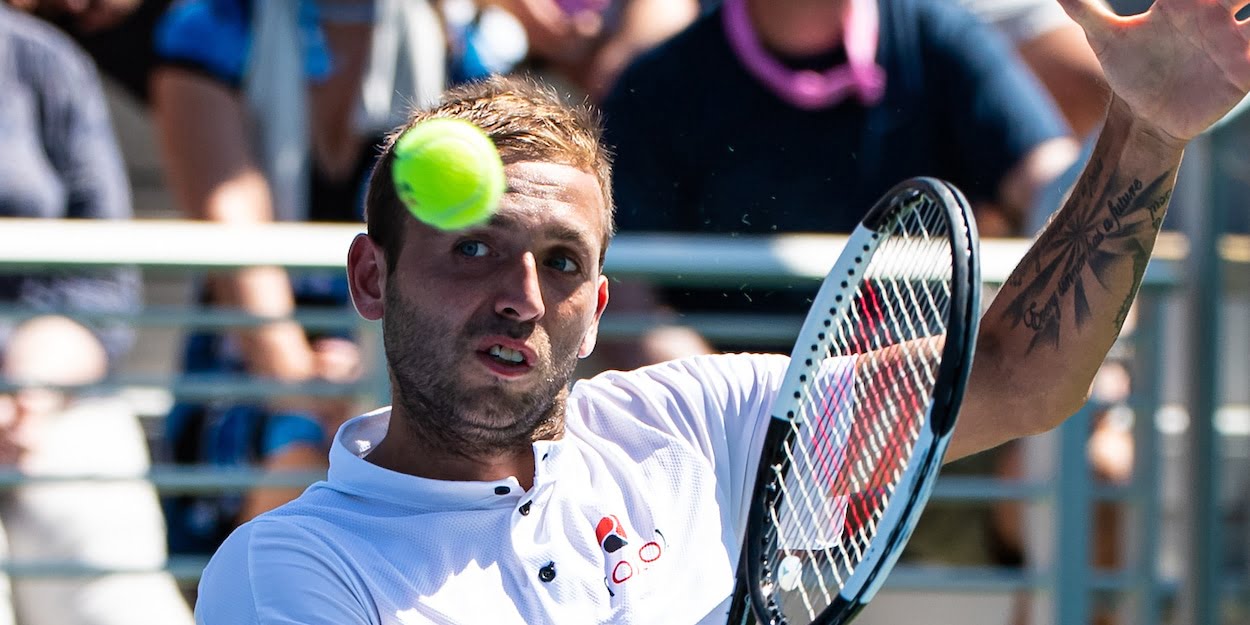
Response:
[347,233,386,321]
[578,274,610,359]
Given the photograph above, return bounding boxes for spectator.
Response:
[149,0,443,554]
[0,4,192,624]
[487,0,700,101]
[600,0,1080,367]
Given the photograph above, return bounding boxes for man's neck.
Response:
[365,409,543,491]
[745,0,848,58]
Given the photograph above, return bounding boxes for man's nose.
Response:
[494,252,545,322]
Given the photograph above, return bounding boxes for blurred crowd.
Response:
[0,0,1130,623]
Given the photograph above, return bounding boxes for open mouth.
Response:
[487,344,528,366]
[476,343,534,378]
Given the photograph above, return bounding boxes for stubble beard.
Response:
[381,286,581,458]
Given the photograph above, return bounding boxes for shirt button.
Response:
[494,486,511,495]
[538,562,556,583]
[519,501,532,516]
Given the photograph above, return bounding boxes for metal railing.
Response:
[0,219,1245,624]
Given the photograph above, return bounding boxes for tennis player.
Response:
[195,0,1250,622]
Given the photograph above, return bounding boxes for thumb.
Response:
[1056,0,1115,34]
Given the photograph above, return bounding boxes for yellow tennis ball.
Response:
[391,118,505,230]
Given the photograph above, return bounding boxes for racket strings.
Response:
[765,195,955,621]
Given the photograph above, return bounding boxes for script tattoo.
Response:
[1001,158,1174,352]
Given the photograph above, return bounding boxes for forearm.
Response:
[952,96,1182,459]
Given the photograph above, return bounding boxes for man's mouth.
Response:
[476,341,536,378]
[487,344,527,365]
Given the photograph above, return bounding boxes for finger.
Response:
[1056,0,1117,33]
[571,9,604,38]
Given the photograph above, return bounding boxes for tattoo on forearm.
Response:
[1001,158,1175,353]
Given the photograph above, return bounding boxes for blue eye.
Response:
[547,256,580,274]
[455,241,490,257]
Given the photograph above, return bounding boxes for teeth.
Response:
[488,345,525,364]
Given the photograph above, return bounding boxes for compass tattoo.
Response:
[1000,155,1175,354]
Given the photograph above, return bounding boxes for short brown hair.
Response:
[365,75,615,272]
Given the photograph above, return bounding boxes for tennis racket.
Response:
[727,177,981,625]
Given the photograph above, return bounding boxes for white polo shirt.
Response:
[195,353,854,624]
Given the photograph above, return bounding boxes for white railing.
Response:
[1,219,1246,625]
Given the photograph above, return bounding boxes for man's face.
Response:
[355,161,609,451]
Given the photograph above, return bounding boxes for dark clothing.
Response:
[56,0,175,104]
[0,5,139,362]
[603,0,1065,320]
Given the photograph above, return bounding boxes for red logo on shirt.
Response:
[595,515,629,553]
[595,514,667,597]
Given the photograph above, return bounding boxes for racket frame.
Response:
[730,178,981,625]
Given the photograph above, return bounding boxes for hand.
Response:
[495,0,605,63]
[310,337,363,433]
[1059,0,1250,146]
[0,390,62,467]
[266,337,362,431]
[0,316,103,467]
[312,337,363,385]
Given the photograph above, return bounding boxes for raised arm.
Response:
[949,0,1250,459]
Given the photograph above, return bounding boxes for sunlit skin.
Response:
[347,162,610,489]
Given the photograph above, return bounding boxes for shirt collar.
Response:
[327,408,568,511]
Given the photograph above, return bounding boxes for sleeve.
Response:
[196,521,372,625]
[600,54,694,233]
[27,23,140,363]
[919,0,1069,203]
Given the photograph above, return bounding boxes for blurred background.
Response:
[0,0,1246,624]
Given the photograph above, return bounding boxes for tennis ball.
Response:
[391,118,506,230]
